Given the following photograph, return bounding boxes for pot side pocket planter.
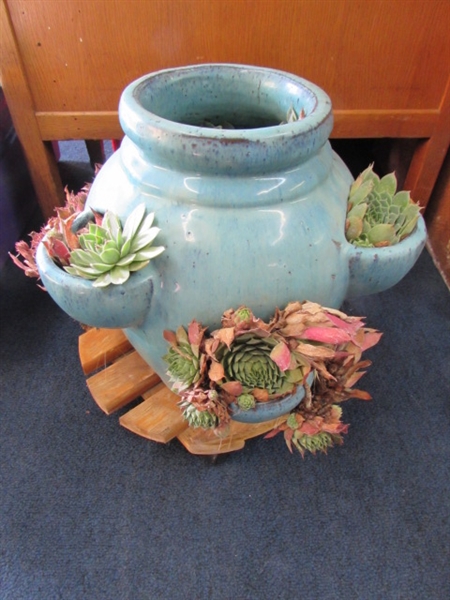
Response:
[12,64,426,457]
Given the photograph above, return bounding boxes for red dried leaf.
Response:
[345,370,367,389]
[346,388,372,401]
[299,418,322,436]
[284,428,294,453]
[220,381,243,397]
[264,428,282,439]
[45,238,71,264]
[253,388,270,402]
[213,327,235,348]
[188,319,206,346]
[359,331,383,351]
[204,338,220,357]
[208,361,225,382]
[163,330,177,346]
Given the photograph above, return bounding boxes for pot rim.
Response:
[118,63,334,173]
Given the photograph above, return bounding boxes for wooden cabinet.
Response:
[1,0,449,218]
[426,150,450,288]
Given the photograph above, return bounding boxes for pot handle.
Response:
[345,215,427,299]
[36,241,154,329]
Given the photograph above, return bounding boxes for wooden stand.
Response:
[78,328,284,455]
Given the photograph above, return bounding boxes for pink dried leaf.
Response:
[188,319,206,346]
[325,312,365,334]
[269,341,291,371]
[302,326,351,345]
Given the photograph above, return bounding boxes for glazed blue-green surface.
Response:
[37,64,426,385]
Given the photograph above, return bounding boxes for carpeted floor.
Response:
[1,145,449,600]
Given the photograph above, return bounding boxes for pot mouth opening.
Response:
[131,64,322,133]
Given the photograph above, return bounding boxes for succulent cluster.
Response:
[9,184,91,284]
[65,204,164,287]
[163,302,382,456]
[345,164,421,247]
[220,333,303,399]
[10,184,164,289]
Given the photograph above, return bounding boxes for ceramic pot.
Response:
[37,64,426,386]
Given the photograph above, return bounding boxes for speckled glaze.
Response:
[37,64,426,386]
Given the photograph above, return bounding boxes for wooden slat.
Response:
[86,350,160,415]
[35,109,440,141]
[332,109,439,139]
[79,328,132,375]
[119,383,189,443]
[36,111,122,141]
[177,417,285,456]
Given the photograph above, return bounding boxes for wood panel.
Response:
[0,0,65,218]
[426,149,450,289]
[35,108,441,141]
[7,0,450,113]
[1,0,449,216]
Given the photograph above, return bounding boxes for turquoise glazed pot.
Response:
[37,64,426,387]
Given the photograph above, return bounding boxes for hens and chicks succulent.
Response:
[345,164,421,248]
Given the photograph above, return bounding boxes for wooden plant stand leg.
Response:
[78,327,284,456]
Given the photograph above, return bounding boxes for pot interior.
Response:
[135,65,318,129]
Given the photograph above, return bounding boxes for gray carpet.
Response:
[0,146,449,599]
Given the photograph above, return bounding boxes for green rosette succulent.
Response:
[236,393,256,411]
[163,326,202,392]
[65,203,164,287]
[221,333,300,398]
[292,431,338,457]
[179,400,218,429]
[345,164,421,247]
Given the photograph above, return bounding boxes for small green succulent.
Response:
[345,164,421,247]
[164,344,201,391]
[179,400,218,429]
[65,203,164,287]
[291,431,338,457]
[163,326,203,392]
[236,393,256,411]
